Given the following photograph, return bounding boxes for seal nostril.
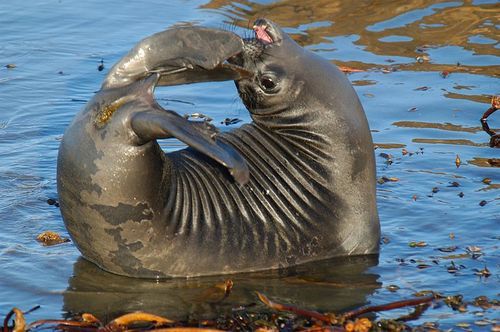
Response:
[253,18,269,27]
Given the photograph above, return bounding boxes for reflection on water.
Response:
[64,256,380,322]
[412,138,486,147]
[393,120,483,133]
[444,91,493,104]
[468,156,500,167]
[204,0,500,75]
[0,0,498,329]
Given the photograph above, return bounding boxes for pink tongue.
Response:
[253,26,273,44]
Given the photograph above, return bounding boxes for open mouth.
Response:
[253,23,273,45]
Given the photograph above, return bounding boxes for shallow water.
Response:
[0,0,498,330]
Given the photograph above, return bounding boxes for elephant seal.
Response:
[57,19,380,278]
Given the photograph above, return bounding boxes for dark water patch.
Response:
[62,256,380,323]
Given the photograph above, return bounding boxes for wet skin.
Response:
[57,19,380,278]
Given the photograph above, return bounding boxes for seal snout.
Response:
[253,21,273,45]
[252,18,282,45]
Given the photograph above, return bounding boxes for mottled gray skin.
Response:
[58,20,380,278]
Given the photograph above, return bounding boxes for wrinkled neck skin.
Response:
[227,30,380,263]
[238,34,373,171]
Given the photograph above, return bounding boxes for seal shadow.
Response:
[63,255,381,322]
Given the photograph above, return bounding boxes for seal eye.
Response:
[260,76,277,92]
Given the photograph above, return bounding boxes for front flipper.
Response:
[131,107,249,185]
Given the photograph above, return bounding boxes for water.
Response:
[0,0,498,330]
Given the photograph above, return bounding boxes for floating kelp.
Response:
[1,291,450,332]
[36,231,70,246]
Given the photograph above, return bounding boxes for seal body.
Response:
[57,20,379,278]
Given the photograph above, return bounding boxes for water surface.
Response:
[0,0,498,330]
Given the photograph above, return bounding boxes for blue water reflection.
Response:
[0,0,498,329]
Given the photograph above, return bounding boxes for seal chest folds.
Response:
[57,19,380,278]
